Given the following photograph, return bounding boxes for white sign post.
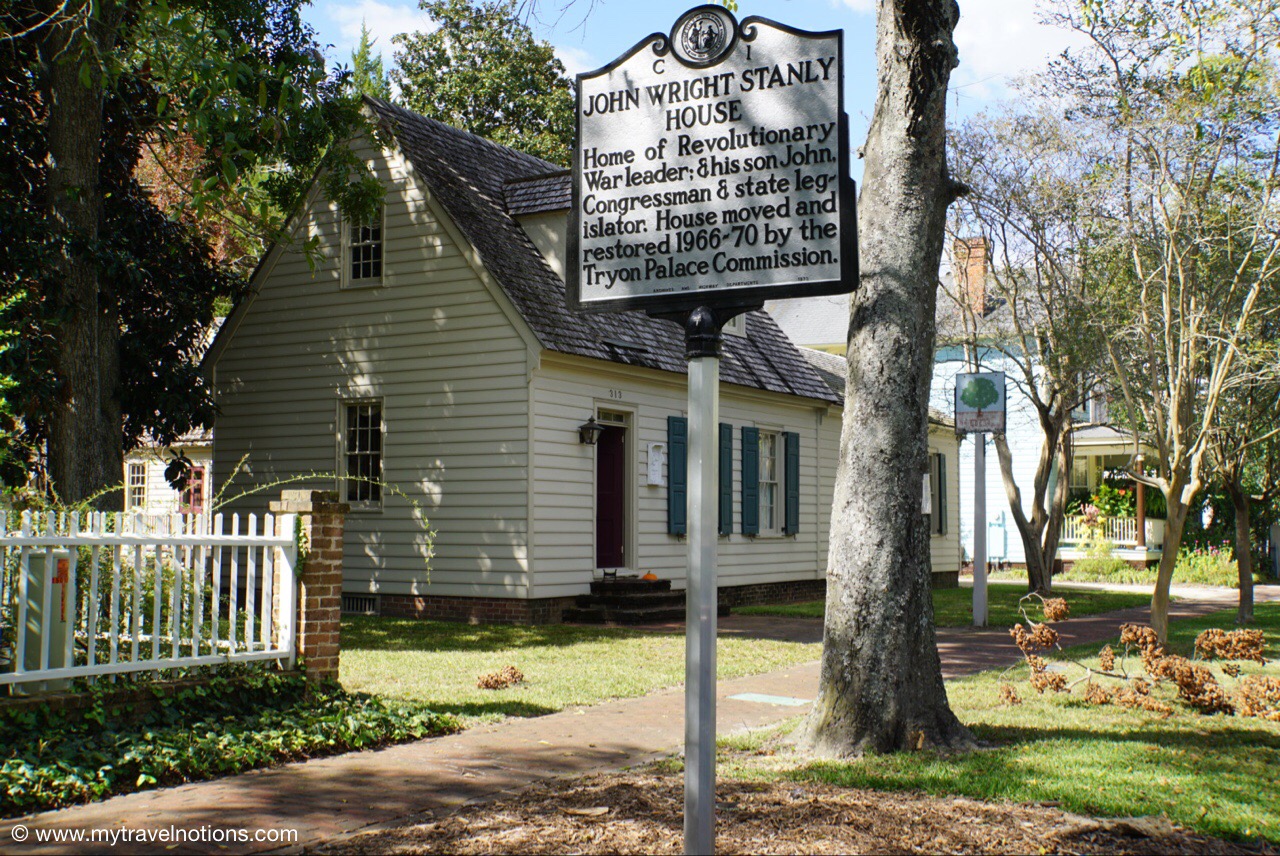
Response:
[955,372,1005,627]
[568,7,853,853]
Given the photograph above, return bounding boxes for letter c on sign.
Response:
[653,58,665,74]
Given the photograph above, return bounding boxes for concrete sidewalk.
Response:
[2,588,1273,855]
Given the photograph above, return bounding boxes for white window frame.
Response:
[723,314,747,337]
[339,399,385,512]
[1070,455,1089,490]
[341,204,385,289]
[127,462,147,510]
[758,430,783,536]
[928,452,945,536]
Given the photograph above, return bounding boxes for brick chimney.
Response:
[953,237,989,316]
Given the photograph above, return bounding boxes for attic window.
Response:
[344,205,384,286]
[724,314,747,337]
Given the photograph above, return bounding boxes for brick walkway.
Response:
[2,585,1274,855]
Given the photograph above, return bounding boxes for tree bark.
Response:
[1151,500,1187,643]
[796,0,973,757]
[1226,481,1254,625]
[39,0,127,508]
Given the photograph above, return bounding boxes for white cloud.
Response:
[555,45,597,77]
[325,0,435,61]
[951,0,1088,98]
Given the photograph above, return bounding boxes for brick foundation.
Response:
[717,578,827,608]
[380,594,579,625]
[270,490,348,681]
[375,572,958,625]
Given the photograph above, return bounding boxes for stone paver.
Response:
[2,585,1274,854]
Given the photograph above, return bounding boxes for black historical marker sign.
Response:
[567,5,856,316]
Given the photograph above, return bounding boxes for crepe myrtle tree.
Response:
[797,0,975,756]
[941,104,1110,595]
[1049,0,1280,641]
[1206,345,1280,625]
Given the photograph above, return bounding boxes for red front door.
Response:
[595,426,626,568]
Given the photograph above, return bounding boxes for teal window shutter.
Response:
[938,454,948,535]
[719,423,732,535]
[741,427,759,535]
[668,416,687,536]
[784,431,800,535]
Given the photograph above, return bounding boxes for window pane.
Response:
[349,207,384,282]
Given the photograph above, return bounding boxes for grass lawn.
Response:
[736,582,1154,628]
[715,603,1280,843]
[340,617,820,724]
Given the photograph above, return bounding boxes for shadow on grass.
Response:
[970,720,1280,753]
[341,615,649,654]
[413,698,561,720]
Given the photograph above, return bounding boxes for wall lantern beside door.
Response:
[578,416,605,446]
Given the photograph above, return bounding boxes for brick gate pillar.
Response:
[270,490,349,681]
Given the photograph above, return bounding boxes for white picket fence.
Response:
[0,510,298,688]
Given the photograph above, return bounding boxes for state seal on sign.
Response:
[671,7,735,67]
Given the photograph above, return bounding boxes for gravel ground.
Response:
[322,769,1274,855]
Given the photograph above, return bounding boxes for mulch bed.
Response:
[323,770,1273,855]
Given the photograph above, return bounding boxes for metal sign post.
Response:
[683,308,719,855]
[567,7,853,852]
[973,433,988,627]
[954,371,1005,628]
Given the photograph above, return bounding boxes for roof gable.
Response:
[365,97,837,405]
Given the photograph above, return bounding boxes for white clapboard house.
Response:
[122,428,213,516]
[204,98,959,623]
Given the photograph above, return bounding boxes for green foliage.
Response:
[1089,482,1136,517]
[0,0,382,491]
[351,20,393,100]
[1175,543,1243,587]
[0,667,457,816]
[959,377,999,412]
[1063,556,1142,581]
[392,0,574,164]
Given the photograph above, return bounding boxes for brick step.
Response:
[574,591,686,610]
[588,578,672,595]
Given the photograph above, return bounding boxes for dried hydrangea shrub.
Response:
[1114,687,1173,718]
[477,665,526,690]
[1030,670,1068,694]
[1194,628,1267,665]
[1082,682,1113,705]
[1098,645,1116,672]
[1041,597,1070,622]
[1146,655,1234,715]
[999,684,1023,706]
[1237,676,1280,722]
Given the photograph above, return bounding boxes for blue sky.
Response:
[303,0,1086,138]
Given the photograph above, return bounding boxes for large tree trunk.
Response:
[796,0,973,757]
[40,1,126,508]
[1226,481,1254,625]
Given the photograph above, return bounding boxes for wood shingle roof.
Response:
[365,97,839,406]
